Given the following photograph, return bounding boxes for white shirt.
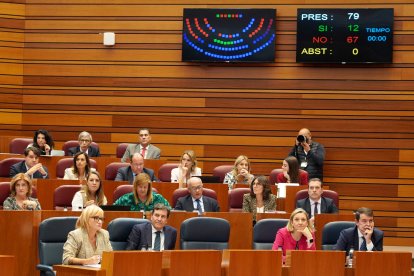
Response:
[358,230,374,251]
[192,196,204,213]
[170,167,202,183]
[71,191,84,211]
[151,225,165,251]
[309,198,321,217]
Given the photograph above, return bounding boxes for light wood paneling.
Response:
[0,0,414,246]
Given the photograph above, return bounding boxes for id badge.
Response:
[300,161,308,168]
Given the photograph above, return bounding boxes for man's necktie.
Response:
[360,236,367,251]
[141,146,147,158]
[153,231,161,251]
[313,202,319,217]
[196,199,202,215]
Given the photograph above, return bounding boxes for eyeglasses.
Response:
[190,185,203,191]
[91,216,105,222]
[80,139,91,143]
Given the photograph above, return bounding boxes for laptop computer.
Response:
[196,176,221,183]
[99,205,131,211]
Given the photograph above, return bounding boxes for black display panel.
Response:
[296,9,393,63]
[182,9,276,62]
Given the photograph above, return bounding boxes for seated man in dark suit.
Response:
[174,177,220,213]
[126,203,177,250]
[10,146,49,179]
[335,207,384,255]
[115,153,157,184]
[296,178,338,218]
[68,131,100,157]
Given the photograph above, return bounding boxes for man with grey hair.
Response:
[68,131,100,157]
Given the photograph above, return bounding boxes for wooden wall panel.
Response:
[0,0,413,246]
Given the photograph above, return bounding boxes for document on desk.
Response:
[83,264,101,268]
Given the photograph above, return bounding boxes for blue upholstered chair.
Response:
[180,217,230,250]
[321,221,355,250]
[107,218,148,250]
[253,218,289,249]
[37,217,78,276]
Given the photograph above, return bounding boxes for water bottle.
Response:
[347,246,354,267]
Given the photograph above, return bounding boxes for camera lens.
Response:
[297,135,305,143]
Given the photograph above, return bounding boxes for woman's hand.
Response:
[299,227,314,240]
[22,200,37,210]
[283,171,290,182]
[85,200,95,207]
[44,143,51,154]
[83,255,101,265]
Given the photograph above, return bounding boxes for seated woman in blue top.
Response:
[114,172,170,212]
[272,208,315,263]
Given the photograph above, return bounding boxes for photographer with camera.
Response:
[288,128,325,180]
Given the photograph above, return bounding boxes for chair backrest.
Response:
[0,157,25,177]
[158,163,179,182]
[38,217,78,267]
[9,137,33,154]
[321,221,355,250]
[62,140,100,156]
[107,218,148,250]
[172,188,217,208]
[116,143,129,158]
[0,182,11,209]
[56,158,97,178]
[228,188,251,212]
[105,162,129,180]
[253,218,289,249]
[269,168,283,185]
[113,185,133,202]
[295,189,339,209]
[212,165,233,183]
[53,185,81,210]
[180,217,230,250]
[269,168,308,185]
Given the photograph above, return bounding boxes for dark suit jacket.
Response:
[9,161,49,179]
[125,222,177,250]
[68,146,100,157]
[174,194,220,212]
[335,226,384,254]
[114,166,157,184]
[296,196,338,217]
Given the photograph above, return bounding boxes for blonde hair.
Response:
[287,208,313,233]
[76,205,104,232]
[231,155,251,176]
[10,173,33,197]
[180,150,198,173]
[81,171,106,206]
[133,173,153,205]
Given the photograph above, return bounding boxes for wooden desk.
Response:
[288,250,346,276]
[222,250,282,276]
[54,265,105,276]
[0,255,15,276]
[163,250,222,276]
[0,211,41,276]
[102,251,163,276]
[354,251,411,276]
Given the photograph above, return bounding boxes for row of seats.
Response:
[0,180,339,211]
[0,156,305,185]
[37,215,354,275]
